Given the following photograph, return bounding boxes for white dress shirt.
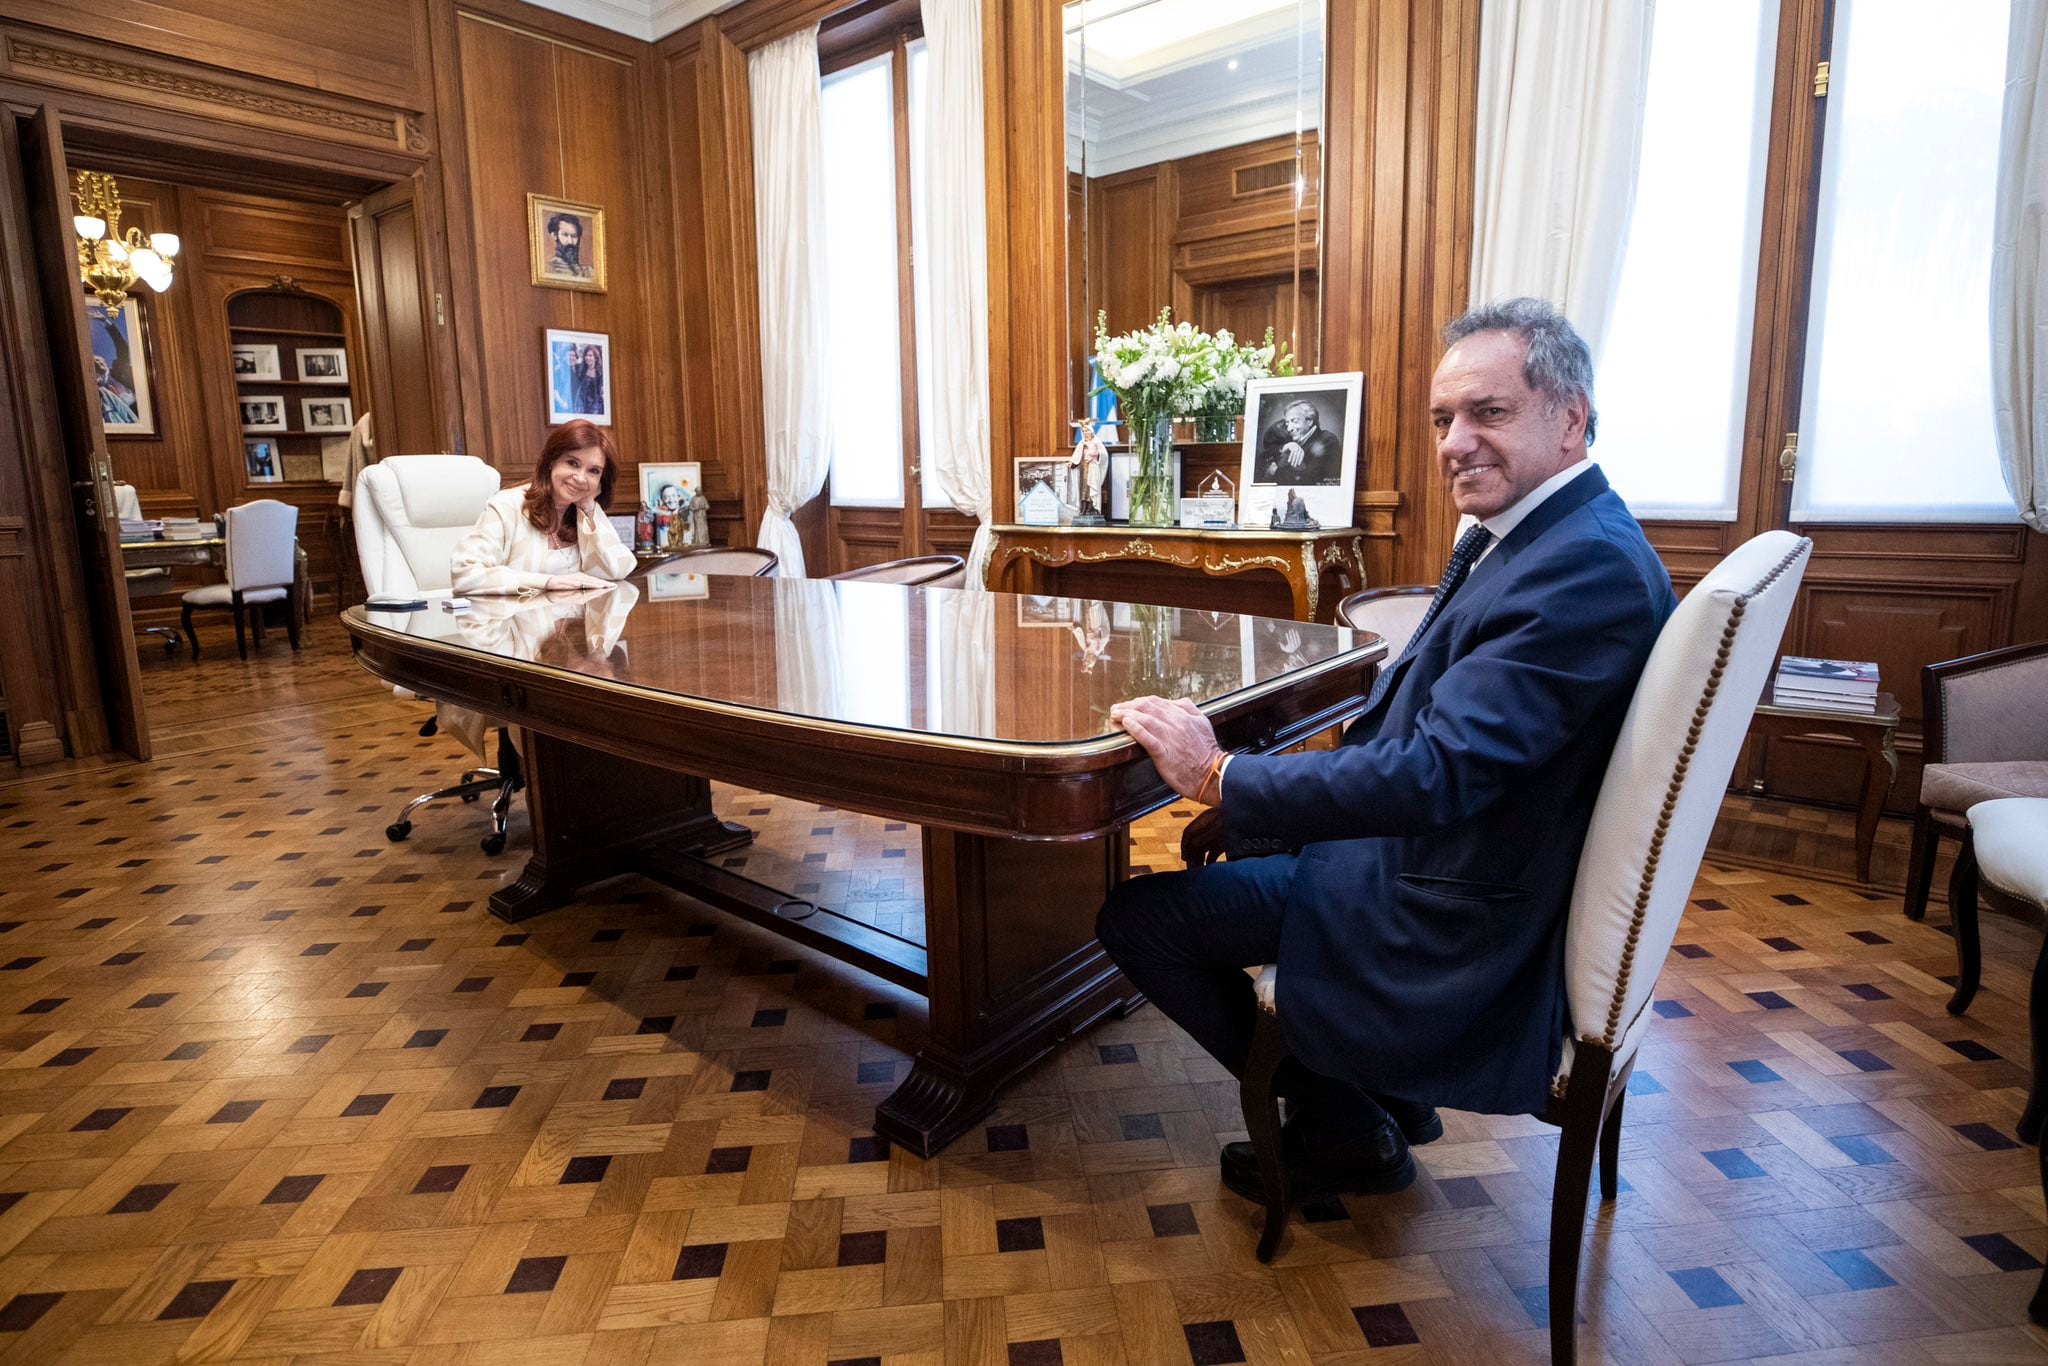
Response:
[1462,458,1598,566]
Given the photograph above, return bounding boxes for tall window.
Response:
[1596,0,1777,519]
[820,38,933,509]
[1790,0,2011,522]
[1597,0,2015,526]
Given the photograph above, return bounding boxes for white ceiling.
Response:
[522,0,739,42]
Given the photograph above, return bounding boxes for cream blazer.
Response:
[450,485,636,596]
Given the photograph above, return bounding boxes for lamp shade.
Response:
[73,215,105,241]
[131,249,172,292]
[148,232,180,259]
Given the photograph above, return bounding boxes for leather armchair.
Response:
[1904,641,2048,923]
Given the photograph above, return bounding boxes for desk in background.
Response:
[986,523,1368,623]
[121,535,312,637]
[346,580,1381,1155]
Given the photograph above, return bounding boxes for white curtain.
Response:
[920,0,996,587]
[750,28,831,575]
[1471,0,1654,361]
[1995,0,2047,532]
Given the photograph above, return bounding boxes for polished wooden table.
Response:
[1749,685,1900,882]
[985,523,1369,623]
[344,581,1381,1155]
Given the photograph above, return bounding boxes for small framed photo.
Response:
[638,462,703,550]
[301,396,354,433]
[1238,373,1364,530]
[87,296,156,436]
[1014,457,1075,527]
[296,347,348,384]
[239,395,286,432]
[231,343,280,381]
[547,328,613,426]
[528,193,607,293]
[243,438,281,483]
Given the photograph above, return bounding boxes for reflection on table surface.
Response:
[349,577,1381,749]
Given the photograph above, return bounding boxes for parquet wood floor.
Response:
[0,634,2042,1363]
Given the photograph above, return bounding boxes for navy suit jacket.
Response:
[1221,466,1675,1114]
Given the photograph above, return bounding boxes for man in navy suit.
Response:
[1098,299,1676,1201]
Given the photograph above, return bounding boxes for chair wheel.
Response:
[461,792,480,803]
[386,821,412,842]
[480,832,506,856]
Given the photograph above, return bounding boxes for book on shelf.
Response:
[1774,655,1878,696]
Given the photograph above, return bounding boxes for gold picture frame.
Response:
[527,193,607,294]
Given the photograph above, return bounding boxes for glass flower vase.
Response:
[1193,413,1238,443]
[1126,415,1177,527]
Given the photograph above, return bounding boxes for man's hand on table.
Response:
[1110,695,1225,802]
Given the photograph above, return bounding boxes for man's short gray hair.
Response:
[1442,298,1598,445]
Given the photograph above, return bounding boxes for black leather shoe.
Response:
[1221,1115,1415,1204]
[1373,1095,1443,1146]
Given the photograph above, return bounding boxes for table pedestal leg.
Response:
[491,730,751,923]
[875,825,1140,1157]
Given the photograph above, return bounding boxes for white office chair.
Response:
[180,499,299,659]
[1238,531,1811,1365]
[354,455,521,853]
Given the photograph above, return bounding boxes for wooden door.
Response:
[348,176,448,458]
[15,109,149,760]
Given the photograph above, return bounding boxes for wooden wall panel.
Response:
[1092,169,1171,339]
[0,0,434,112]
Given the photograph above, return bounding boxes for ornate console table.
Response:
[985,524,1368,623]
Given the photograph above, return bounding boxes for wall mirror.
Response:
[1063,0,1325,436]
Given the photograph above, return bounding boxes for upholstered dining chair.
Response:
[1334,584,1435,658]
[354,454,521,853]
[179,498,299,659]
[828,554,966,588]
[1237,530,1811,1366]
[639,546,778,577]
[1903,642,2048,927]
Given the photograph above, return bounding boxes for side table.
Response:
[985,524,1368,623]
[1748,688,1900,882]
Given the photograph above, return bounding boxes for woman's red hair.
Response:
[523,421,619,537]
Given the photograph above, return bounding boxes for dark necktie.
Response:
[1362,522,1495,710]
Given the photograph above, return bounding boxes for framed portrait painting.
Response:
[528,193,607,294]
[86,296,155,436]
[546,328,613,426]
[1236,373,1364,530]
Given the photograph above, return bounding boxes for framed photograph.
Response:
[231,343,280,382]
[646,569,709,602]
[319,435,351,483]
[1237,373,1365,530]
[1013,457,1076,527]
[86,296,155,436]
[281,452,324,482]
[239,395,287,432]
[546,328,613,426]
[528,193,607,294]
[637,462,702,513]
[296,347,348,384]
[243,438,281,484]
[301,396,354,433]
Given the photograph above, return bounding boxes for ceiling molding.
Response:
[521,0,741,41]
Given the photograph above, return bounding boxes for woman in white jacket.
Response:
[450,419,637,595]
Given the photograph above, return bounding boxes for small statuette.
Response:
[1270,488,1320,531]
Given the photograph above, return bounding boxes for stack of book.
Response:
[118,518,156,541]
[160,517,210,541]
[1773,656,1880,712]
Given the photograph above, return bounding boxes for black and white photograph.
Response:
[546,328,613,426]
[231,343,280,381]
[243,438,281,484]
[301,396,354,433]
[527,193,608,294]
[239,395,286,432]
[296,347,348,384]
[1236,372,1364,529]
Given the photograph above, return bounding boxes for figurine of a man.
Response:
[687,488,711,549]
[1069,419,1109,525]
